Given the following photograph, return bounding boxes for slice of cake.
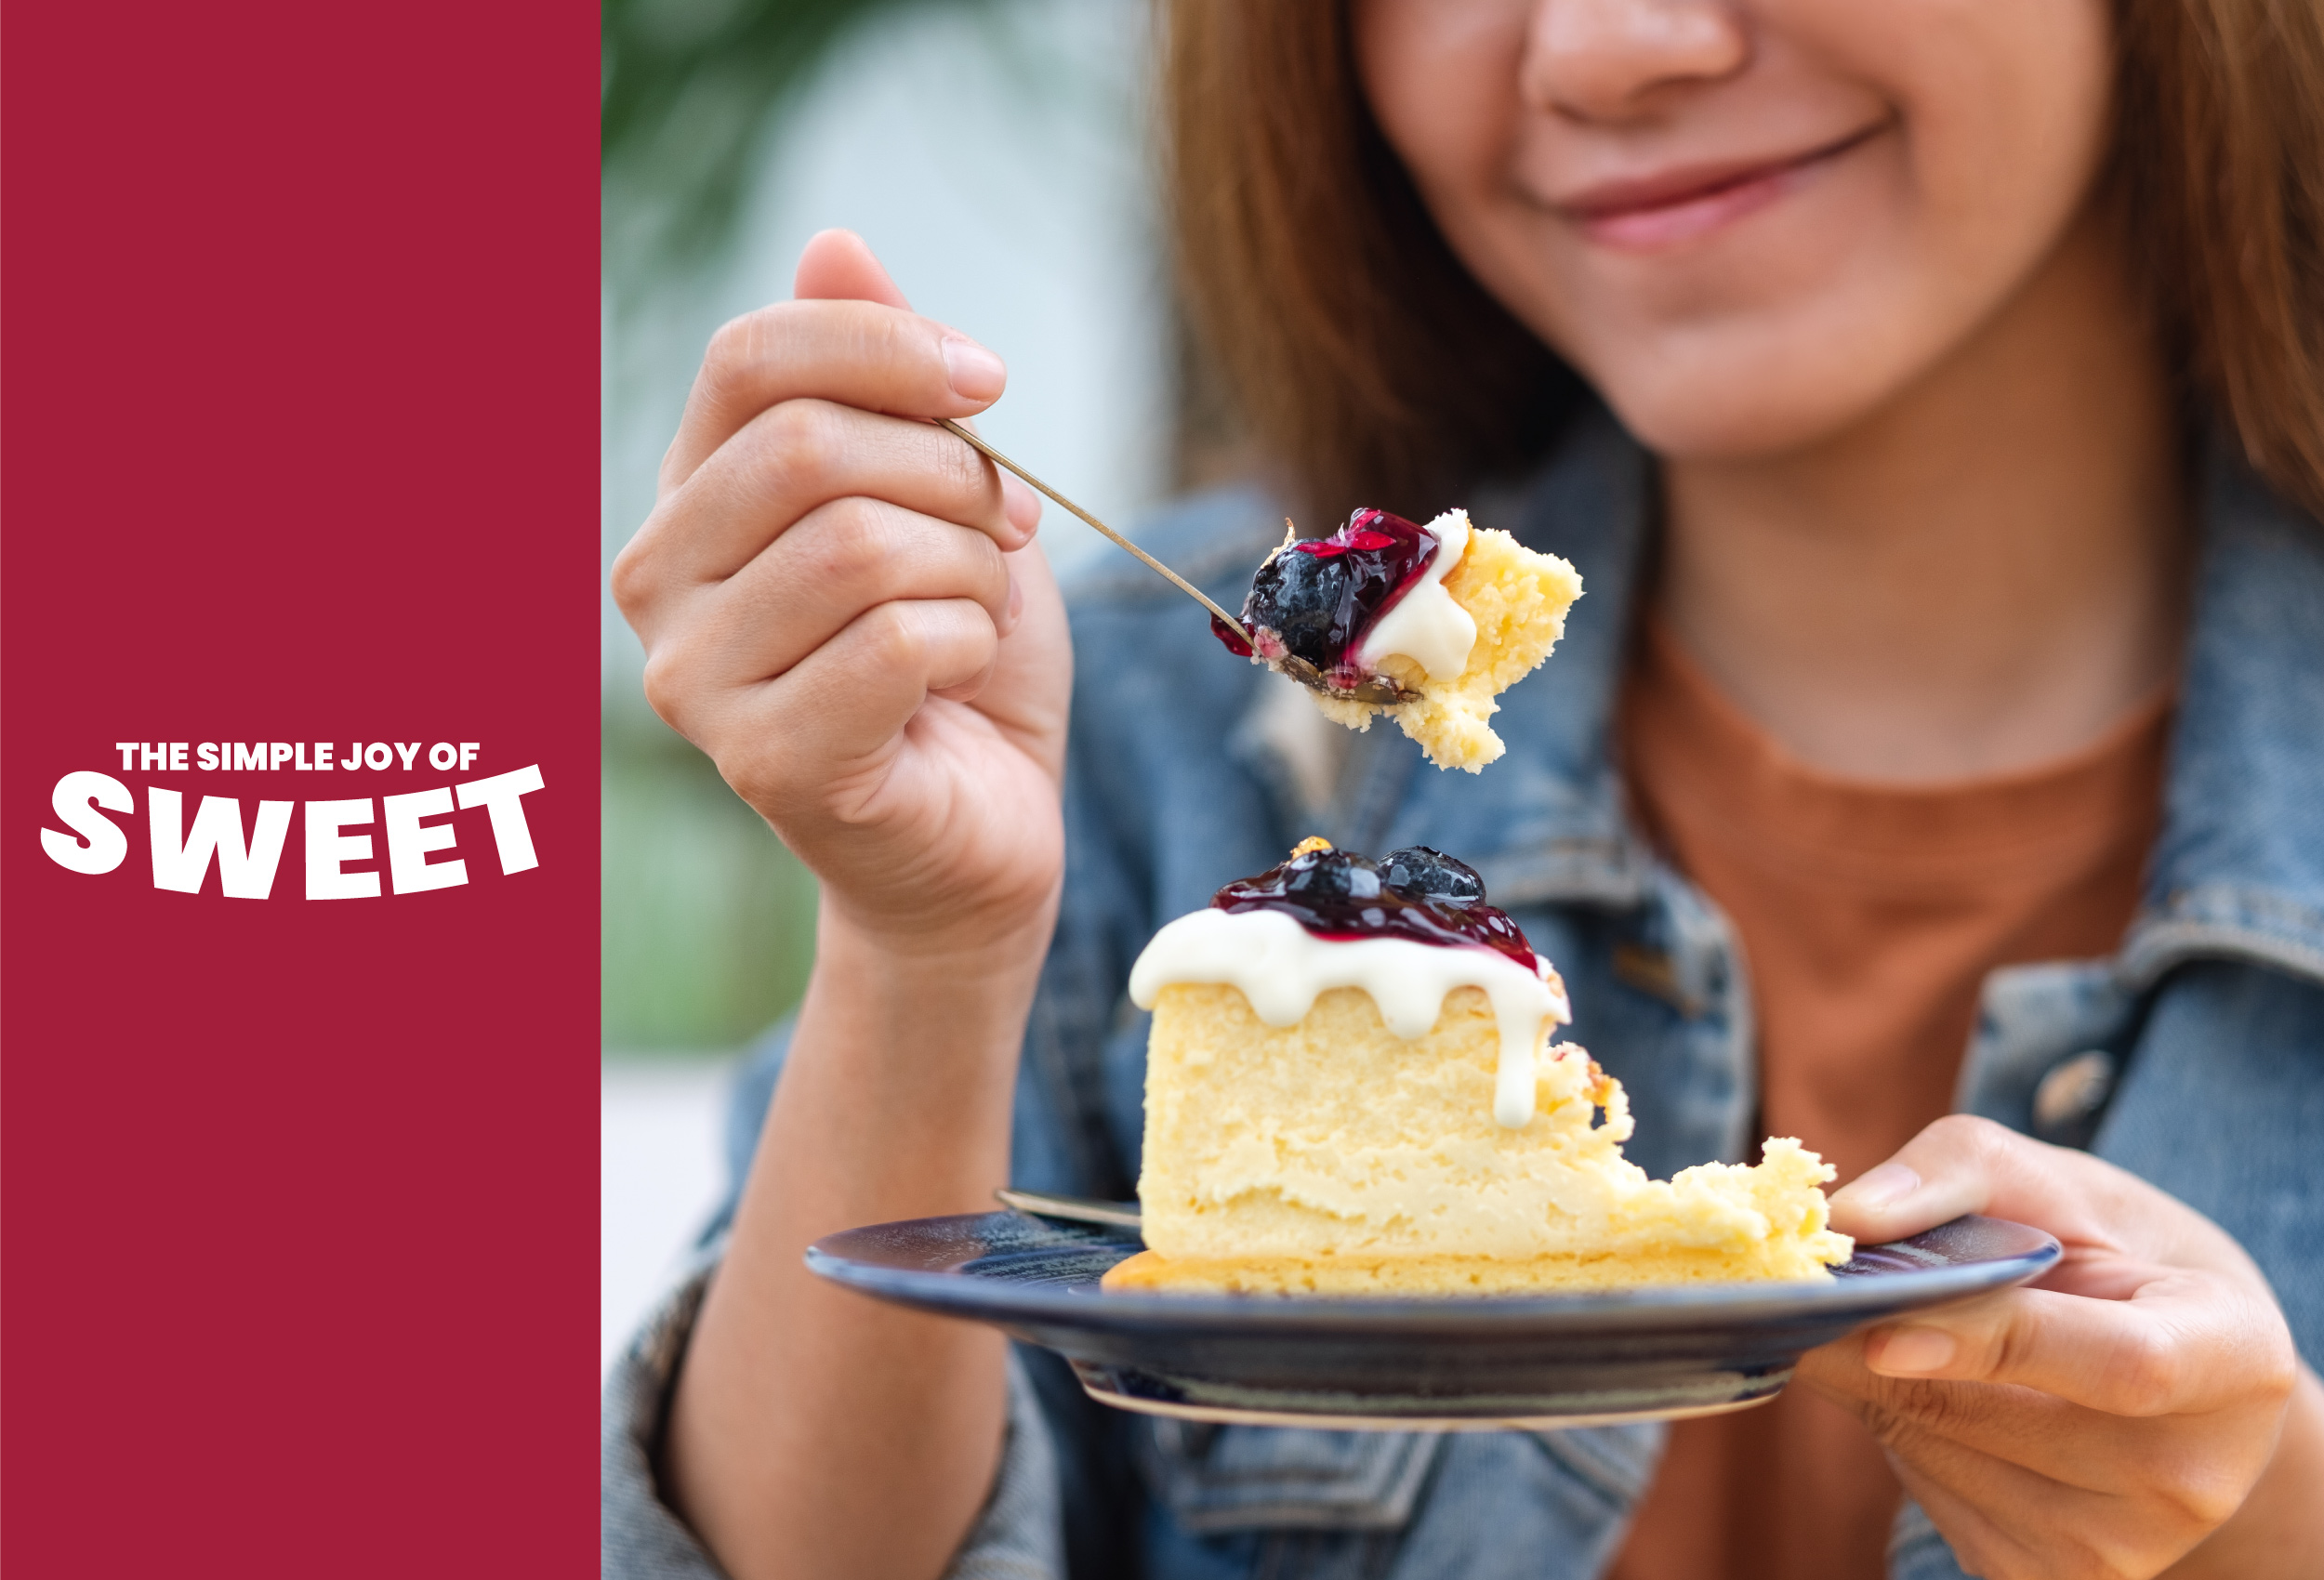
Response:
[1210,508,1583,772]
[1102,840,1852,1296]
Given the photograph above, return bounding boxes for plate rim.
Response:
[1070,1377,1788,1433]
[805,1210,2060,1334]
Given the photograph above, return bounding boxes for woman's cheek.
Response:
[1594,0,2118,457]
[1464,151,1930,458]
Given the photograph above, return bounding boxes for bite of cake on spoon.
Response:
[1211,508,1583,772]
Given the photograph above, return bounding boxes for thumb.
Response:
[1824,1113,2107,1246]
[795,228,913,310]
[793,227,1037,529]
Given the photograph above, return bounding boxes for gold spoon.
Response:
[937,417,1250,643]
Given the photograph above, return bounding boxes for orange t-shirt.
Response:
[1606,616,2171,1580]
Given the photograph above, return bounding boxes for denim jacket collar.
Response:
[2125,448,2324,987]
[1245,408,2324,986]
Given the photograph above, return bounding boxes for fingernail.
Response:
[1868,1325,1956,1376]
[941,335,1005,402]
[1833,1162,1921,1212]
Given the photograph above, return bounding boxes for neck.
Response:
[1656,206,2189,783]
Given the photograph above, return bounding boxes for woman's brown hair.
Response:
[1166,0,2324,523]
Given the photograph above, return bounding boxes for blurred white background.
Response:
[602,0,1169,1372]
[603,1060,731,1370]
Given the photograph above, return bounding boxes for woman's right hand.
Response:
[612,229,1072,956]
[624,233,1071,1580]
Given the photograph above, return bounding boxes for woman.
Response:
[604,1,2324,1576]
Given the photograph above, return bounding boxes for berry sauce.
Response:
[1209,509,1439,695]
[1212,843,1538,971]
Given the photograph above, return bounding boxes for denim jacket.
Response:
[603,411,2324,1580]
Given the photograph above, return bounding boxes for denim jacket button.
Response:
[2031,1049,2118,1146]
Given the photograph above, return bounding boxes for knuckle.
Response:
[808,498,909,590]
[701,309,768,391]
[612,507,687,612]
[1988,1313,2038,1387]
[956,518,1008,588]
[912,599,997,675]
[638,645,692,729]
[859,599,927,672]
[2109,1324,2184,1416]
[958,612,1002,665]
[709,402,829,525]
[1883,1376,1989,1439]
[1927,1112,2011,1162]
[806,500,1002,605]
[2248,1320,2301,1404]
[609,538,653,615]
[2256,1357,2299,1412]
[757,398,841,481]
[2155,1464,2248,1534]
[1924,1112,1986,1141]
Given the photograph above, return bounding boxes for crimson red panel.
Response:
[3,4,599,1570]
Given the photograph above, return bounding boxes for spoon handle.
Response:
[995,1186,1143,1230]
[936,417,1250,641]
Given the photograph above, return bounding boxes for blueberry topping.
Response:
[1380,847,1486,904]
[1213,839,1536,969]
[1212,509,1440,700]
[1248,544,1356,672]
[1279,846,1382,902]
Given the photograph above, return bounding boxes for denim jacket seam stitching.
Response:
[2118,915,2324,994]
[1524,1432,1644,1514]
[1140,1433,1442,1533]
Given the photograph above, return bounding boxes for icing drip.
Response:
[1129,906,1572,1127]
[1353,507,1475,682]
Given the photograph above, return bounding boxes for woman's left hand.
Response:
[1797,1114,2324,1579]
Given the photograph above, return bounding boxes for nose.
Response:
[1521,0,1750,122]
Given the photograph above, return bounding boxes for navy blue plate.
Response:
[806,1210,2058,1429]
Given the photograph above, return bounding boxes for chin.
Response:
[1601,376,1868,461]
[1573,312,1938,463]
[1486,207,1971,462]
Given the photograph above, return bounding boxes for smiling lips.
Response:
[1558,127,1878,251]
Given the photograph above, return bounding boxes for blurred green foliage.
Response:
[602,0,992,283]
[601,721,821,1051]
[601,0,920,1049]
[601,0,1104,1052]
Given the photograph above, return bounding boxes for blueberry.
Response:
[1282,847,1381,902]
[1227,511,1442,691]
[1244,546,1352,671]
[1380,847,1485,904]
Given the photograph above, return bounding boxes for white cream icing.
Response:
[1128,904,1571,1127]
[1353,507,1475,684]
